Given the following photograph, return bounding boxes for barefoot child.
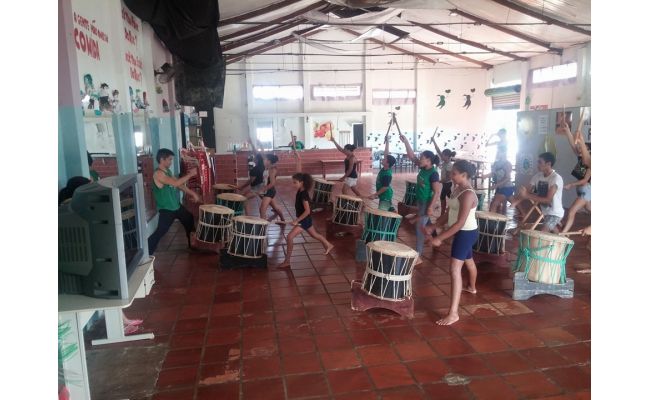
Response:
[278,151,333,268]
[428,160,479,326]
[330,137,362,197]
[432,136,455,212]
[259,154,286,221]
[399,133,442,264]
[367,133,397,211]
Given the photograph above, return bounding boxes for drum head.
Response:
[218,193,247,202]
[314,178,331,185]
[367,241,418,258]
[475,211,508,222]
[521,229,574,245]
[365,208,402,219]
[213,183,234,190]
[200,204,234,215]
[337,194,363,202]
[233,215,270,226]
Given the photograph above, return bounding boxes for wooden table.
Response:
[320,160,363,178]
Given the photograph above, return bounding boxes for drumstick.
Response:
[558,231,583,236]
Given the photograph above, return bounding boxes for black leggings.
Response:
[148,206,195,255]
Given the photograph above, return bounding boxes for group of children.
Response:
[64,120,589,327]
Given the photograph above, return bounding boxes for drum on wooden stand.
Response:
[362,208,402,243]
[313,178,334,205]
[514,230,574,284]
[196,205,234,244]
[473,211,508,254]
[332,194,363,226]
[227,216,269,259]
[216,193,247,216]
[361,241,419,300]
[403,181,417,206]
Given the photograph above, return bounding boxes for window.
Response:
[372,89,416,105]
[531,62,577,85]
[253,85,303,100]
[312,84,362,100]
[255,120,274,151]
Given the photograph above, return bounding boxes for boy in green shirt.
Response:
[147,148,201,255]
[368,133,397,211]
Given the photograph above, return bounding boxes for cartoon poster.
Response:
[313,121,333,139]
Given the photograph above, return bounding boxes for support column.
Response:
[59,0,88,187]
[113,113,138,174]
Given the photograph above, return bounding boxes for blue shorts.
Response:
[495,186,515,198]
[576,183,591,202]
[451,229,479,260]
[299,216,313,231]
[263,188,276,198]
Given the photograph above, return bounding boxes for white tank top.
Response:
[447,188,478,231]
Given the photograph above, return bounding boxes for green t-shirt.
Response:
[293,141,305,150]
[375,168,393,202]
[89,169,100,181]
[153,169,180,211]
[415,166,440,203]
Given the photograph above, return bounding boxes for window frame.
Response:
[252,85,304,101]
[311,84,363,101]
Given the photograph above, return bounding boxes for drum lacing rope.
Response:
[364,266,412,281]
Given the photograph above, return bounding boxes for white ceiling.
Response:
[217,0,590,68]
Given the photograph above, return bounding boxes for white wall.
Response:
[213,29,492,155]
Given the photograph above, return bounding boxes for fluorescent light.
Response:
[449,11,458,16]
[134,131,143,147]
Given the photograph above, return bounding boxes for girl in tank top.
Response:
[427,160,479,326]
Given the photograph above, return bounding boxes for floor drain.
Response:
[443,373,471,386]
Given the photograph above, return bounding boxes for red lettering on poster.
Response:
[72,11,109,60]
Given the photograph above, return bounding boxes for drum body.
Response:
[216,193,247,216]
[362,208,402,243]
[473,211,508,254]
[403,181,417,206]
[227,216,269,258]
[213,183,235,197]
[196,205,234,244]
[515,230,574,284]
[313,178,334,204]
[332,195,363,226]
[362,241,418,301]
[121,209,138,250]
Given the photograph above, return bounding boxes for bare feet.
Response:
[436,313,460,326]
[324,243,334,255]
[277,261,291,268]
[462,286,477,294]
[577,268,591,274]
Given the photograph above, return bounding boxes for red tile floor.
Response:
[110,172,591,399]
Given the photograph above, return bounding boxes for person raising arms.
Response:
[367,133,397,211]
[330,136,363,197]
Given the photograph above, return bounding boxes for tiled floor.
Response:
[92,172,591,400]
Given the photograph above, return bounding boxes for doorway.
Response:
[352,123,364,148]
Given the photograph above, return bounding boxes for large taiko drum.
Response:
[213,183,235,197]
[227,216,269,259]
[402,181,417,206]
[473,211,508,254]
[216,193,247,216]
[362,208,402,243]
[332,194,363,226]
[514,230,574,284]
[196,205,234,244]
[313,178,334,205]
[362,241,419,301]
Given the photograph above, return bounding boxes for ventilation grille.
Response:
[59,226,90,263]
[492,93,520,110]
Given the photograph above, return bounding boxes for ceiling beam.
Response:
[226,27,323,65]
[409,21,526,61]
[220,0,329,41]
[222,19,306,51]
[341,28,438,65]
[372,25,493,69]
[451,8,563,54]
[490,0,591,36]
[219,0,304,27]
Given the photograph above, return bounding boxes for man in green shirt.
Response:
[88,152,100,182]
[289,133,304,150]
[368,133,396,211]
[147,148,200,255]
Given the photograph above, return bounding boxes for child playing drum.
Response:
[482,149,515,214]
[427,160,479,326]
[330,137,363,197]
[367,133,397,211]
[278,150,334,268]
[432,136,455,212]
[399,133,442,264]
